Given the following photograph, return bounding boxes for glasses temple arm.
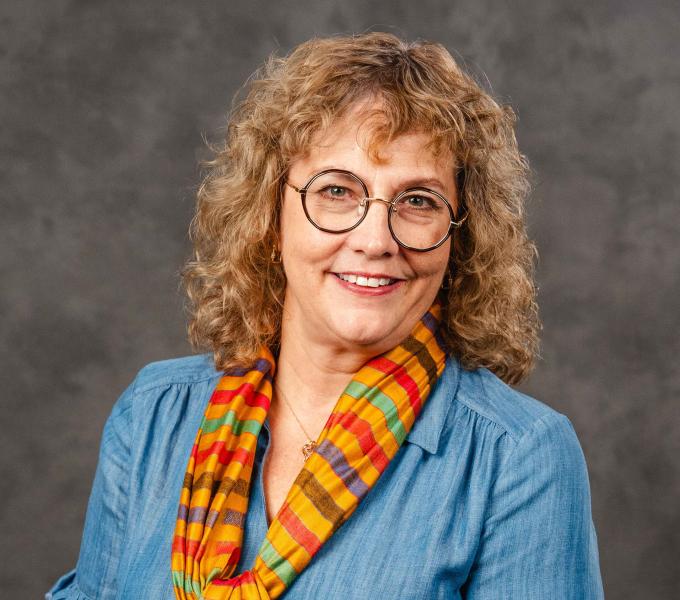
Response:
[451,210,469,227]
[284,181,303,193]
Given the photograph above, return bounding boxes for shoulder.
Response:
[441,360,590,491]
[434,359,589,480]
[94,354,223,493]
[105,353,221,429]
[132,353,221,391]
[435,360,594,511]
[451,361,572,445]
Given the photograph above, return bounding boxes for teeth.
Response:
[337,273,394,287]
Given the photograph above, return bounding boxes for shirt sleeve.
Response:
[46,378,135,600]
[461,413,604,600]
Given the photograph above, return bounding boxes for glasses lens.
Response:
[304,171,366,231]
[390,191,452,250]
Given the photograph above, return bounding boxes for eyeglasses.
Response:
[284,169,467,252]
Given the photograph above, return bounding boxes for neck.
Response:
[275,318,379,417]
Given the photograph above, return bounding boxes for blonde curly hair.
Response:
[182,32,539,385]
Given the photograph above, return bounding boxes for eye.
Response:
[401,194,440,210]
[314,183,363,203]
[319,185,351,199]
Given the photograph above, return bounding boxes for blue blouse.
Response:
[47,354,604,599]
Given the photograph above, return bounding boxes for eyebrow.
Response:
[304,167,452,197]
[397,176,449,194]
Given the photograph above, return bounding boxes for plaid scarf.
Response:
[171,303,447,599]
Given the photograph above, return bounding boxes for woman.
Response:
[48,33,604,599]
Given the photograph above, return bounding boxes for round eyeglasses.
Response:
[284,169,467,252]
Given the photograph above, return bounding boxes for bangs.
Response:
[286,90,462,172]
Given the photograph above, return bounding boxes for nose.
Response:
[345,197,399,256]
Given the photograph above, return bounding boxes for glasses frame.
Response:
[285,168,468,252]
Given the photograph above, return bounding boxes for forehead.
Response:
[296,108,454,176]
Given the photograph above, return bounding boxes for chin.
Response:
[330,313,400,350]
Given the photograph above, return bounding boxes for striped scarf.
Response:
[171,303,447,599]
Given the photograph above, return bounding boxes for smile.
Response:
[335,273,397,287]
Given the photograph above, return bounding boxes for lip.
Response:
[331,272,405,296]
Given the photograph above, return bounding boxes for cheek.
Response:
[279,196,300,248]
[281,193,335,249]
[411,244,450,283]
[281,217,344,277]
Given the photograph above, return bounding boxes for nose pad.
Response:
[351,198,398,254]
[358,198,391,225]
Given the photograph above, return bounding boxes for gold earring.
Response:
[441,265,454,290]
[270,247,281,264]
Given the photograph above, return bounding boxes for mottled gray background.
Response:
[1,0,679,598]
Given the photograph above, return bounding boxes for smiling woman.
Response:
[47,33,604,599]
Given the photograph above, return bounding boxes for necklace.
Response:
[273,383,318,460]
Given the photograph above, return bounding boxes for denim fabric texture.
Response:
[47,354,604,599]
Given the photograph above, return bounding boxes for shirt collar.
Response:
[404,357,461,454]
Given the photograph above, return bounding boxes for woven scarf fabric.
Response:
[171,303,447,599]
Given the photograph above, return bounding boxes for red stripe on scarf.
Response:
[196,442,254,467]
[214,542,242,567]
[278,502,322,557]
[371,356,423,412]
[185,539,200,558]
[212,570,256,586]
[171,535,186,554]
[334,410,390,472]
[212,386,271,410]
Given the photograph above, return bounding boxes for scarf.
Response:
[171,303,447,599]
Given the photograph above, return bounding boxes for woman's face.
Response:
[279,111,458,357]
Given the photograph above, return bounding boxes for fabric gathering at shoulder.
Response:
[132,353,221,394]
[453,364,570,444]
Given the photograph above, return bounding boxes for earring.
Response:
[270,246,281,264]
[441,265,454,290]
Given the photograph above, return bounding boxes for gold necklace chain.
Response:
[273,383,318,460]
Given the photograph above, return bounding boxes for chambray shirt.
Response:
[47,354,604,599]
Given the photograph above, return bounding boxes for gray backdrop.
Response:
[2,1,678,598]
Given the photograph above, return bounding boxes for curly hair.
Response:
[182,32,539,385]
